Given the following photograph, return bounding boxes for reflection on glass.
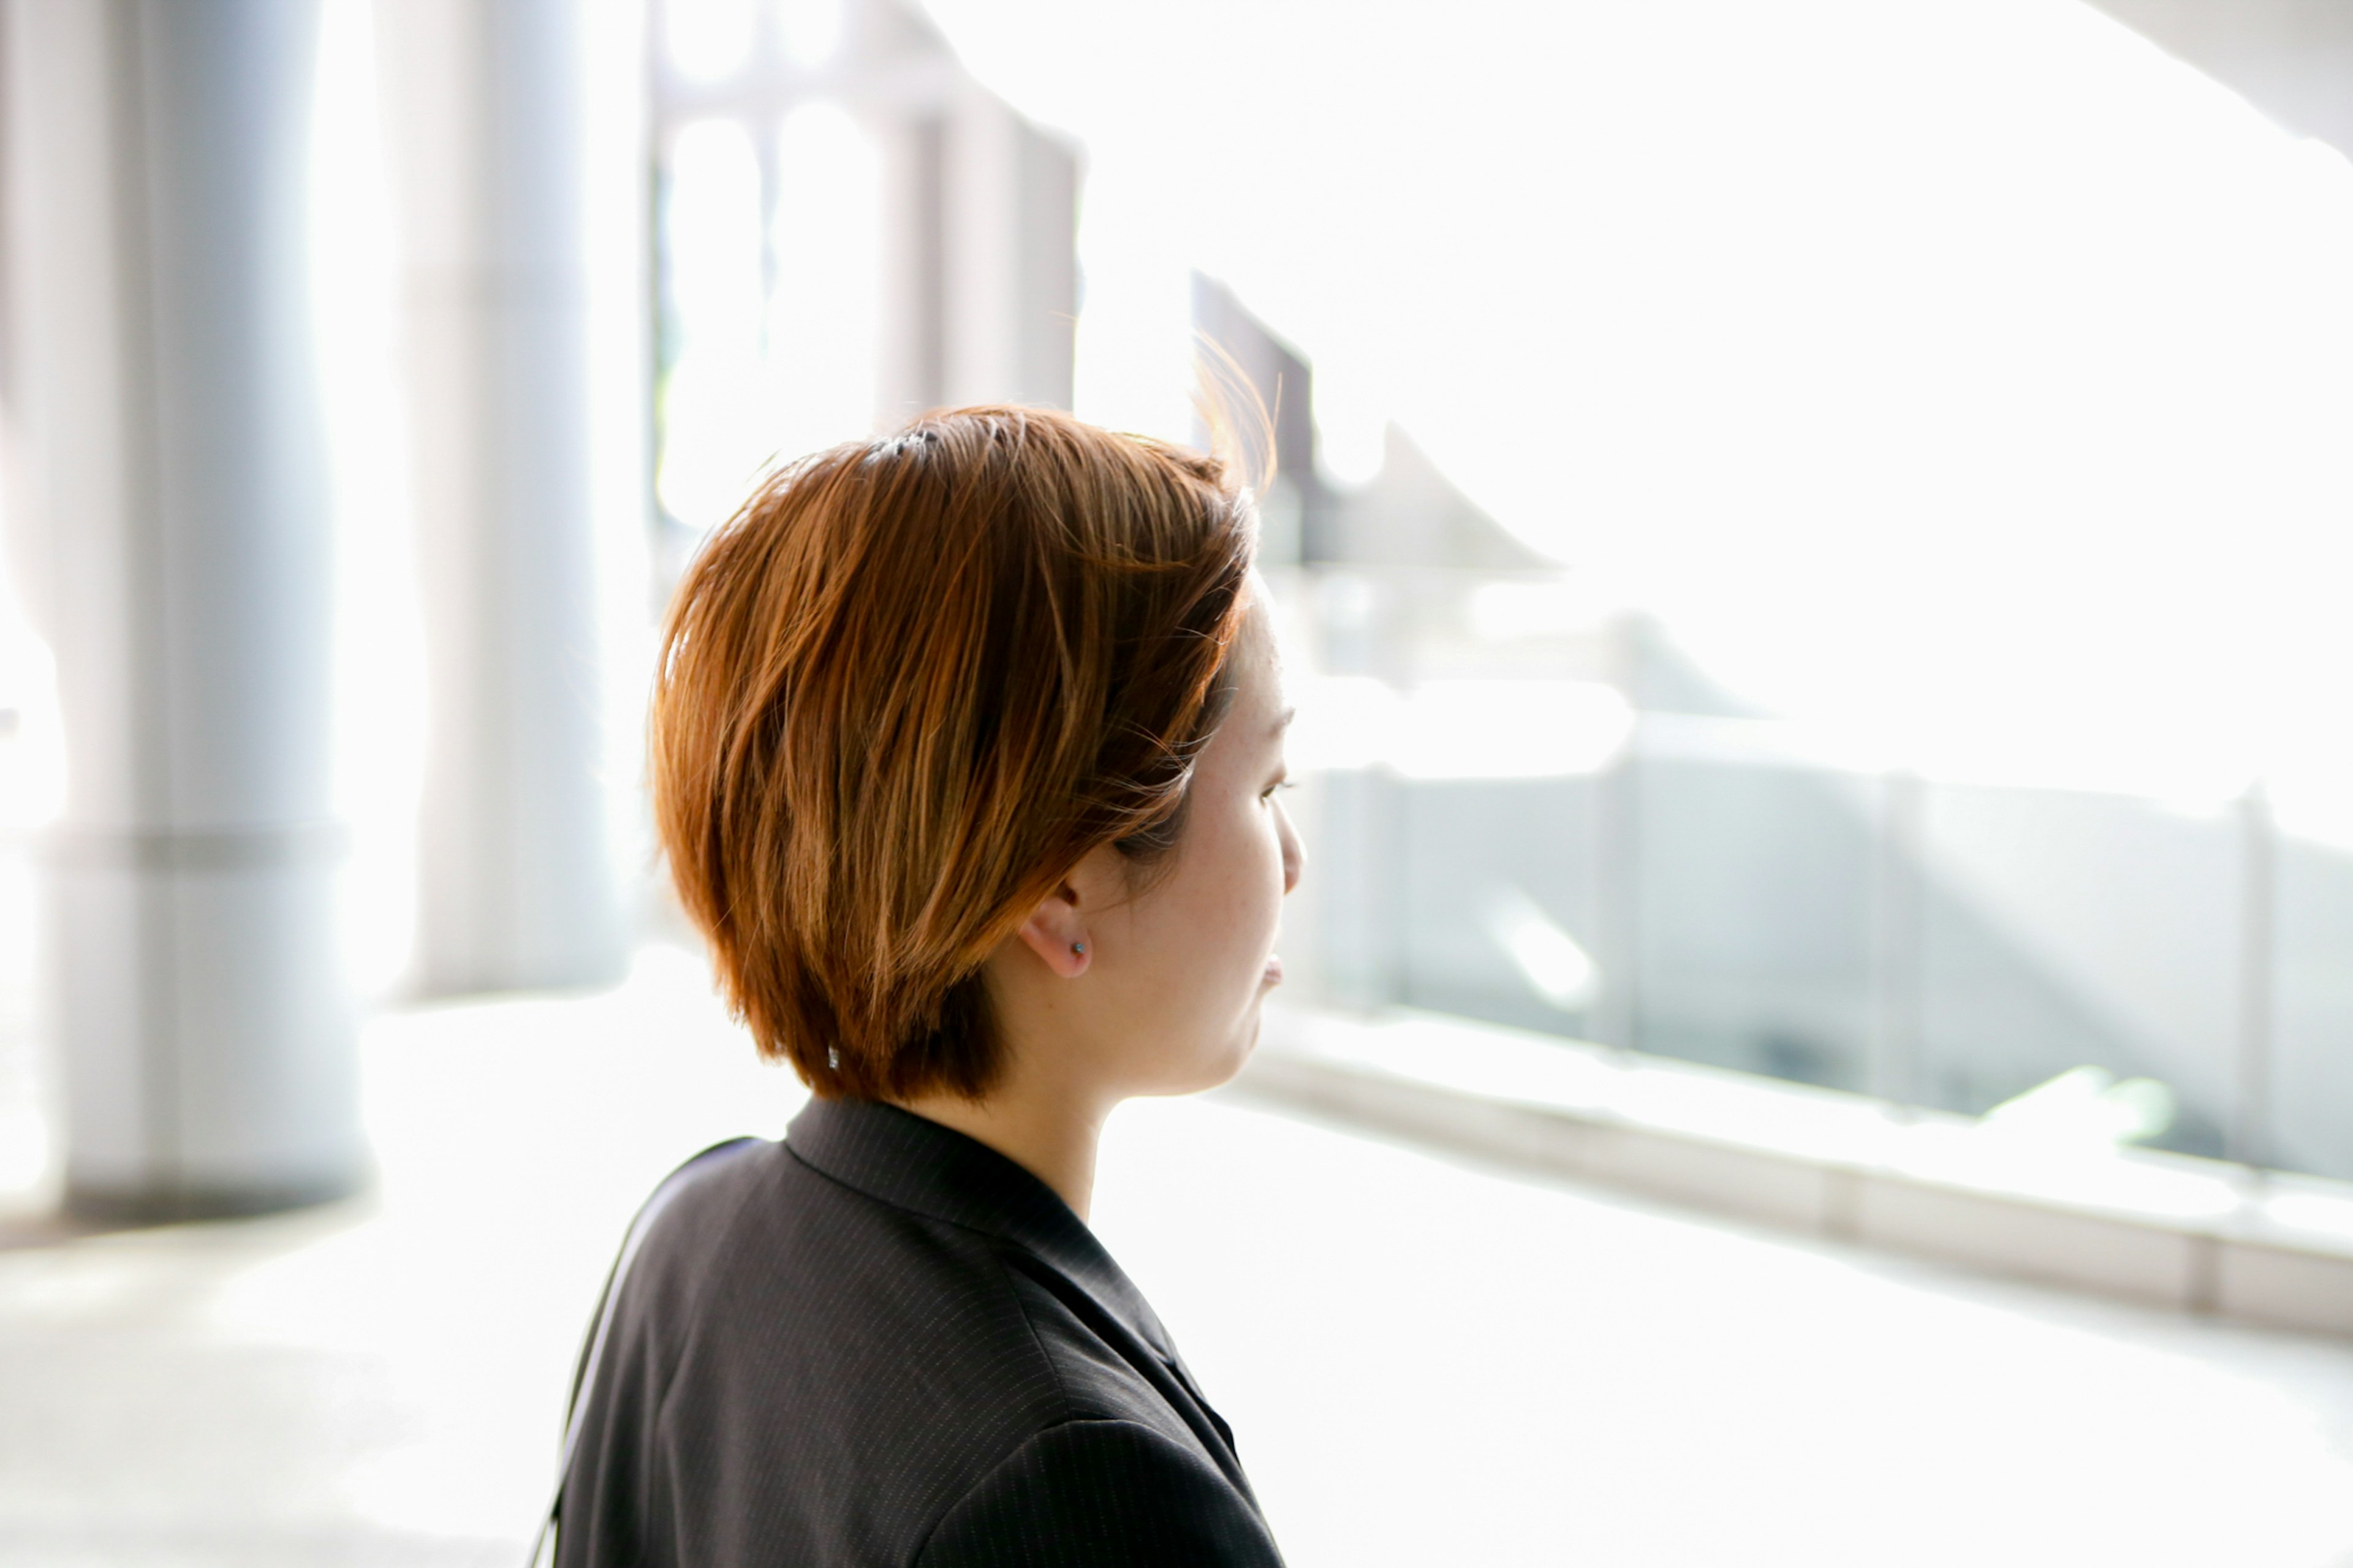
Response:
[1486,887,1599,1013]
[1980,1066,2177,1150]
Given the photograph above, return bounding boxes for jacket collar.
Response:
[783,1096,1178,1362]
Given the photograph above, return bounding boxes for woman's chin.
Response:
[1164,1011,1263,1097]
[1216,1004,1268,1083]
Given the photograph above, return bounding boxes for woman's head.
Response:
[651,406,1297,1104]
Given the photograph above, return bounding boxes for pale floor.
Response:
[2,947,2351,1567]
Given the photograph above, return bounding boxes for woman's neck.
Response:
[891,1077,1110,1222]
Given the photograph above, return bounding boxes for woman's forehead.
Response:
[1224,606,1288,732]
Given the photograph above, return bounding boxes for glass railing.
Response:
[1269,565,2351,1183]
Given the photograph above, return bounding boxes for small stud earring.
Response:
[827,1047,839,1069]
[1071,942,1086,956]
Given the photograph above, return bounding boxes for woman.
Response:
[549,407,1302,1566]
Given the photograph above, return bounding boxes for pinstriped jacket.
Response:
[554,1096,1285,1567]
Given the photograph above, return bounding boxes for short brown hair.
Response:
[651,406,1256,1100]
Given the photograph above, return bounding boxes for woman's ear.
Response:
[1012,844,1121,978]
[1014,879,1091,978]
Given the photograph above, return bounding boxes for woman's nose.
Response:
[1278,800,1305,894]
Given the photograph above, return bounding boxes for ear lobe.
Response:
[1013,883,1090,978]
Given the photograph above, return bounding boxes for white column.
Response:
[376,0,627,996]
[940,86,1079,411]
[1,0,361,1216]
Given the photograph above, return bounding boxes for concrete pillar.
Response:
[1,0,361,1217]
[376,0,627,996]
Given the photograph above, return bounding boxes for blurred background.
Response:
[1,0,2351,1564]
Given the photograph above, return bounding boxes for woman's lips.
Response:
[1262,954,1284,986]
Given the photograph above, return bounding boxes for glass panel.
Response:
[2273,830,2353,1180]
[1284,568,1623,1031]
[1397,776,1599,1039]
[1272,569,2332,1167]
[1917,784,2236,1157]
[1307,768,1403,1014]
[1630,756,1874,1091]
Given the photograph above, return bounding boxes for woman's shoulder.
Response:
[605,1129,1072,1425]
[656,1125,1192,1428]
[616,1124,1178,1430]
[566,1125,1258,1564]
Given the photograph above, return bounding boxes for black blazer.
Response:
[553,1096,1286,1567]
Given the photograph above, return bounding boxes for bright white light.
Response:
[313,0,423,998]
[1070,199,1194,444]
[1290,675,1634,780]
[667,119,766,361]
[933,0,2353,817]
[1390,679,1632,780]
[770,103,882,457]
[667,0,756,81]
[775,0,844,69]
[1486,887,1598,1010]
[2262,1187,2353,1243]
[1311,367,1387,490]
[1468,579,1605,643]
[1287,675,1398,773]
[0,616,61,834]
[659,119,771,532]
[1981,1066,2177,1149]
[2270,770,2353,854]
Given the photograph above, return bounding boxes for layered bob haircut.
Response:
[651,406,1256,1102]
